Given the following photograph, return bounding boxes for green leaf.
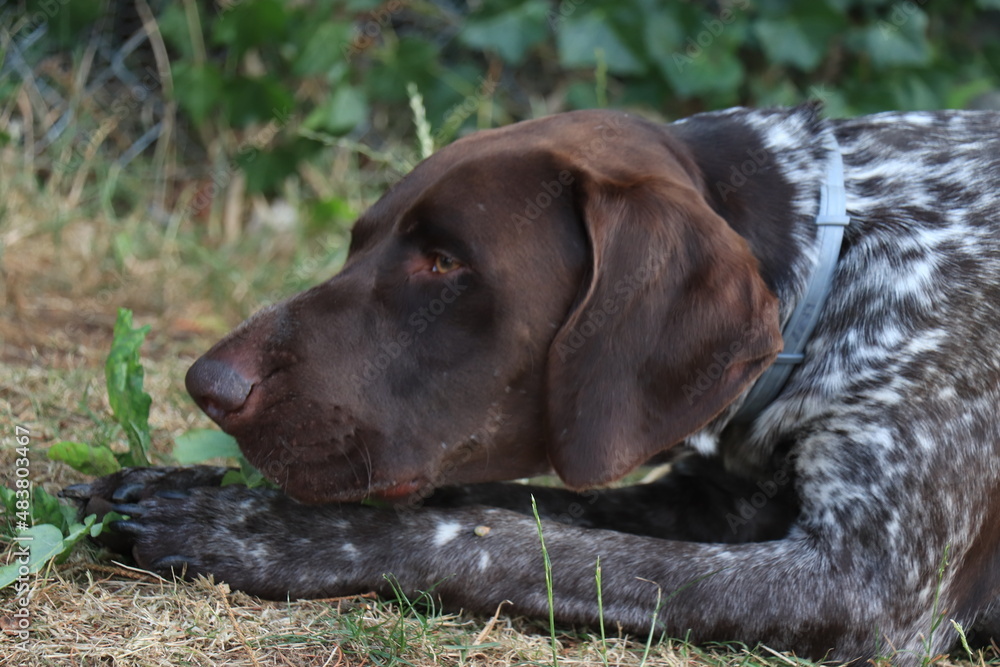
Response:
[212,0,289,57]
[558,11,645,75]
[660,44,744,98]
[173,429,241,464]
[27,487,78,533]
[238,456,270,488]
[171,62,224,126]
[105,308,152,467]
[642,11,685,72]
[224,76,296,128]
[366,37,440,104]
[56,515,98,564]
[294,22,354,77]
[304,85,369,135]
[855,9,931,68]
[460,1,549,65]
[753,18,825,70]
[241,138,322,195]
[0,524,66,589]
[221,469,246,487]
[977,0,1000,8]
[308,197,357,232]
[219,455,274,489]
[157,3,201,61]
[48,441,121,476]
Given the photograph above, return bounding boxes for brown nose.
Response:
[185,357,255,423]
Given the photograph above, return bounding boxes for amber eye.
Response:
[432,254,462,274]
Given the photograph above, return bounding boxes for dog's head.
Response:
[185,110,781,504]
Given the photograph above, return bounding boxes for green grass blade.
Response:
[531,495,559,667]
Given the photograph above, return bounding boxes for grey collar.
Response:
[733,133,850,422]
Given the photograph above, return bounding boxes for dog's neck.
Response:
[670,104,850,448]
[670,104,835,327]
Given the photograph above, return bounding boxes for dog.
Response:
[65,104,1000,663]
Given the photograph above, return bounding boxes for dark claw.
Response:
[154,489,192,500]
[59,483,95,500]
[152,555,196,570]
[111,483,148,502]
[110,519,149,535]
[111,503,147,517]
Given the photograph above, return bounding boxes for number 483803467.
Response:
[14,425,31,527]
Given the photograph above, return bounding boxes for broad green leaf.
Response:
[173,429,241,464]
[642,11,685,72]
[558,12,645,75]
[365,37,440,105]
[660,44,744,98]
[29,487,78,533]
[855,9,931,68]
[0,524,65,589]
[48,441,121,476]
[753,18,825,70]
[294,22,353,77]
[460,1,548,65]
[304,85,369,135]
[105,308,152,467]
[212,0,289,57]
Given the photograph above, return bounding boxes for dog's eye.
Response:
[432,254,462,274]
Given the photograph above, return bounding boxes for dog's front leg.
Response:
[69,471,930,664]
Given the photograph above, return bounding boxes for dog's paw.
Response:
[61,465,231,513]
[59,465,232,554]
[109,485,283,582]
[97,483,374,598]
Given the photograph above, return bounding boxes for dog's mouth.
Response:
[278,473,430,506]
[367,479,426,502]
[228,423,437,505]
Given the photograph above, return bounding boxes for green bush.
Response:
[4,0,999,196]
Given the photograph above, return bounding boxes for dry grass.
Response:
[1,136,995,667]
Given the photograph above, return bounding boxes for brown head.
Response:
[185,109,781,504]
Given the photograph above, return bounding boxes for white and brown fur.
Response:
[66,105,1000,663]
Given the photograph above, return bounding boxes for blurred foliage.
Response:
[3,0,1000,198]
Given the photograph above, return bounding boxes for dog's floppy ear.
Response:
[546,170,782,489]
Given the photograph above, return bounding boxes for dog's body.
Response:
[69,106,1000,663]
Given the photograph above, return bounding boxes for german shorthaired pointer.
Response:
[67,105,1000,663]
